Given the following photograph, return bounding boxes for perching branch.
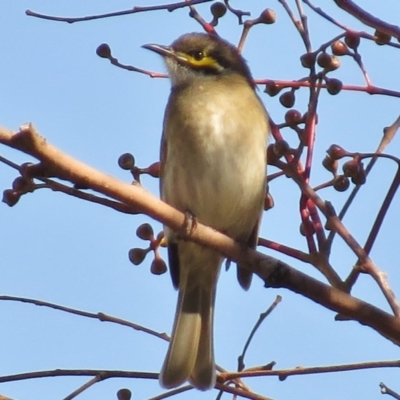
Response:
[1,124,400,345]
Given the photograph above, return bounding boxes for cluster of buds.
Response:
[128,223,167,275]
[323,144,367,192]
[300,48,343,96]
[2,163,39,207]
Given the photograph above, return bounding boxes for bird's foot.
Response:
[182,210,197,238]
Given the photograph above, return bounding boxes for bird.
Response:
[143,32,269,391]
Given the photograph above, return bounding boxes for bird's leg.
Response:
[182,210,197,238]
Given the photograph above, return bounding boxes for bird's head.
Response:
[143,33,254,88]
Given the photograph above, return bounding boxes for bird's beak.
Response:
[142,43,173,57]
[142,43,187,63]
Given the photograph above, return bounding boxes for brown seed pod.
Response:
[117,388,132,400]
[136,223,154,240]
[96,43,112,59]
[351,163,366,185]
[317,52,332,69]
[300,52,316,69]
[273,140,290,158]
[374,29,391,45]
[264,81,282,97]
[210,2,227,18]
[258,8,276,24]
[12,176,32,192]
[322,155,338,173]
[345,32,360,49]
[333,175,350,192]
[264,193,274,210]
[279,91,296,108]
[327,144,348,160]
[2,189,20,207]
[325,55,341,71]
[299,221,315,237]
[285,109,302,126]
[326,78,343,95]
[20,162,37,179]
[151,257,168,275]
[128,248,148,265]
[118,153,135,170]
[342,159,360,178]
[331,40,348,56]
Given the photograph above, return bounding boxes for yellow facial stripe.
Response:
[178,53,222,71]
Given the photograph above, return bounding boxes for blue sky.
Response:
[1,1,400,399]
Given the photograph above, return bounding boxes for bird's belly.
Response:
[162,128,266,239]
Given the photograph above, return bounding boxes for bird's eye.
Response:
[191,51,204,61]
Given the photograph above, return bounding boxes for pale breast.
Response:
[161,77,268,239]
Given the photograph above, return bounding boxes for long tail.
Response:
[159,260,218,390]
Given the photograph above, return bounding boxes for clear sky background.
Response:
[1,1,400,399]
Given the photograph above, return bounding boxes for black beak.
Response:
[142,44,174,58]
[142,43,188,65]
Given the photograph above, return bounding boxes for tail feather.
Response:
[189,288,216,390]
[160,244,220,390]
[160,287,202,388]
[160,284,216,390]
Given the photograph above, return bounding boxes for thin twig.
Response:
[0,295,169,341]
[25,0,213,23]
[63,376,99,400]
[0,369,158,383]
[238,296,282,372]
[222,359,400,381]
[214,383,272,400]
[380,382,400,400]
[147,385,193,400]
[333,0,400,40]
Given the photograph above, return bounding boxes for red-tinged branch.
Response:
[256,80,400,98]
[257,238,312,264]
[185,0,217,35]
[277,159,400,316]
[1,124,400,344]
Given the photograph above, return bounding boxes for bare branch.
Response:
[0,295,169,342]
[222,359,400,381]
[25,0,213,23]
[0,369,158,383]
[333,0,400,40]
[1,124,400,344]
